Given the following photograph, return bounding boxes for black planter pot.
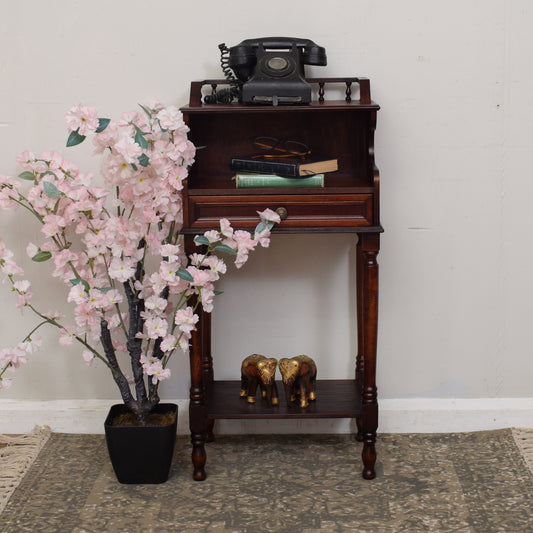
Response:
[104,403,178,484]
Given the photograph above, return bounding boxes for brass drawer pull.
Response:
[275,206,288,220]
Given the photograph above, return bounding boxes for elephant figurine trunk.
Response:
[279,355,317,408]
[240,354,279,406]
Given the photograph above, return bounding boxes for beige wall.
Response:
[1,0,532,406]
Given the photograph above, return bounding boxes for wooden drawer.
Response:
[186,193,374,230]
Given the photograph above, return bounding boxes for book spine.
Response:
[235,174,324,188]
[229,157,299,177]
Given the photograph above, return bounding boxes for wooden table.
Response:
[180,77,382,480]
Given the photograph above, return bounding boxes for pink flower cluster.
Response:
[0,239,42,387]
[0,102,280,398]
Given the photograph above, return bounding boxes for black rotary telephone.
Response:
[205,37,327,106]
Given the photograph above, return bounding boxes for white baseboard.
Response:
[1,398,532,434]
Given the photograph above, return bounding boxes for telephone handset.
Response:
[205,37,327,106]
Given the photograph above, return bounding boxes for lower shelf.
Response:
[205,379,361,419]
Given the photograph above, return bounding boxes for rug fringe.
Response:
[512,427,533,476]
[0,425,51,514]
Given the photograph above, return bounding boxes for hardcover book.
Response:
[229,156,338,177]
[234,173,324,188]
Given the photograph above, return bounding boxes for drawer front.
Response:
[187,194,374,230]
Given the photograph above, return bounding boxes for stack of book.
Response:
[229,156,338,188]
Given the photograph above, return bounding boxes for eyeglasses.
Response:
[252,136,311,159]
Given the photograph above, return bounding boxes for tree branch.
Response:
[100,320,134,406]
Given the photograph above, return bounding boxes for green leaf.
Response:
[18,171,35,181]
[138,153,149,167]
[214,244,237,255]
[31,251,52,262]
[66,129,86,147]
[177,268,194,282]
[97,286,114,292]
[134,128,148,150]
[194,235,211,246]
[254,220,275,234]
[138,104,152,118]
[95,118,110,133]
[255,221,267,234]
[43,181,61,198]
[214,290,224,296]
[70,278,90,292]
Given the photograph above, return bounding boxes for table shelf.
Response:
[206,380,362,419]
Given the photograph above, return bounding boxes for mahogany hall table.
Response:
[180,78,382,480]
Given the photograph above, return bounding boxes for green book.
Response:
[234,173,324,188]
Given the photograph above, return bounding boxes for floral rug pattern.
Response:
[1,429,533,532]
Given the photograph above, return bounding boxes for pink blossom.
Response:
[159,244,182,262]
[43,310,65,322]
[68,284,88,304]
[156,106,185,131]
[0,378,12,389]
[145,360,171,384]
[99,289,123,310]
[13,279,31,293]
[145,317,168,339]
[232,230,258,268]
[199,283,215,313]
[26,243,39,258]
[42,214,66,238]
[113,135,143,164]
[174,307,199,337]
[64,105,99,136]
[0,346,27,370]
[258,208,281,224]
[16,150,36,170]
[186,266,212,287]
[204,256,227,279]
[189,253,205,267]
[0,241,15,261]
[255,226,272,248]
[144,295,168,315]
[203,230,221,244]
[20,337,42,354]
[219,218,234,239]
[1,259,24,279]
[160,334,178,352]
[108,258,136,282]
[82,349,95,366]
[59,329,75,346]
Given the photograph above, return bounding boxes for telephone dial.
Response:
[204,37,327,106]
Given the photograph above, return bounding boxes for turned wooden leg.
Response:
[186,234,207,481]
[355,236,365,442]
[360,233,380,480]
[189,324,207,481]
[202,311,215,441]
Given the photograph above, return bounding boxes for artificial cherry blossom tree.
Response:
[0,102,279,424]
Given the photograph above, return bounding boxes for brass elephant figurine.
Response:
[279,355,317,408]
[240,354,279,406]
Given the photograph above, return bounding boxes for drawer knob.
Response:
[275,206,288,220]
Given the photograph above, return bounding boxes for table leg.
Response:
[355,236,365,442]
[202,310,215,442]
[189,322,207,481]
[185,234,207,481]
[359,233,380,480]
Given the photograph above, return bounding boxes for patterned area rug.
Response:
[1,429,533,532]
